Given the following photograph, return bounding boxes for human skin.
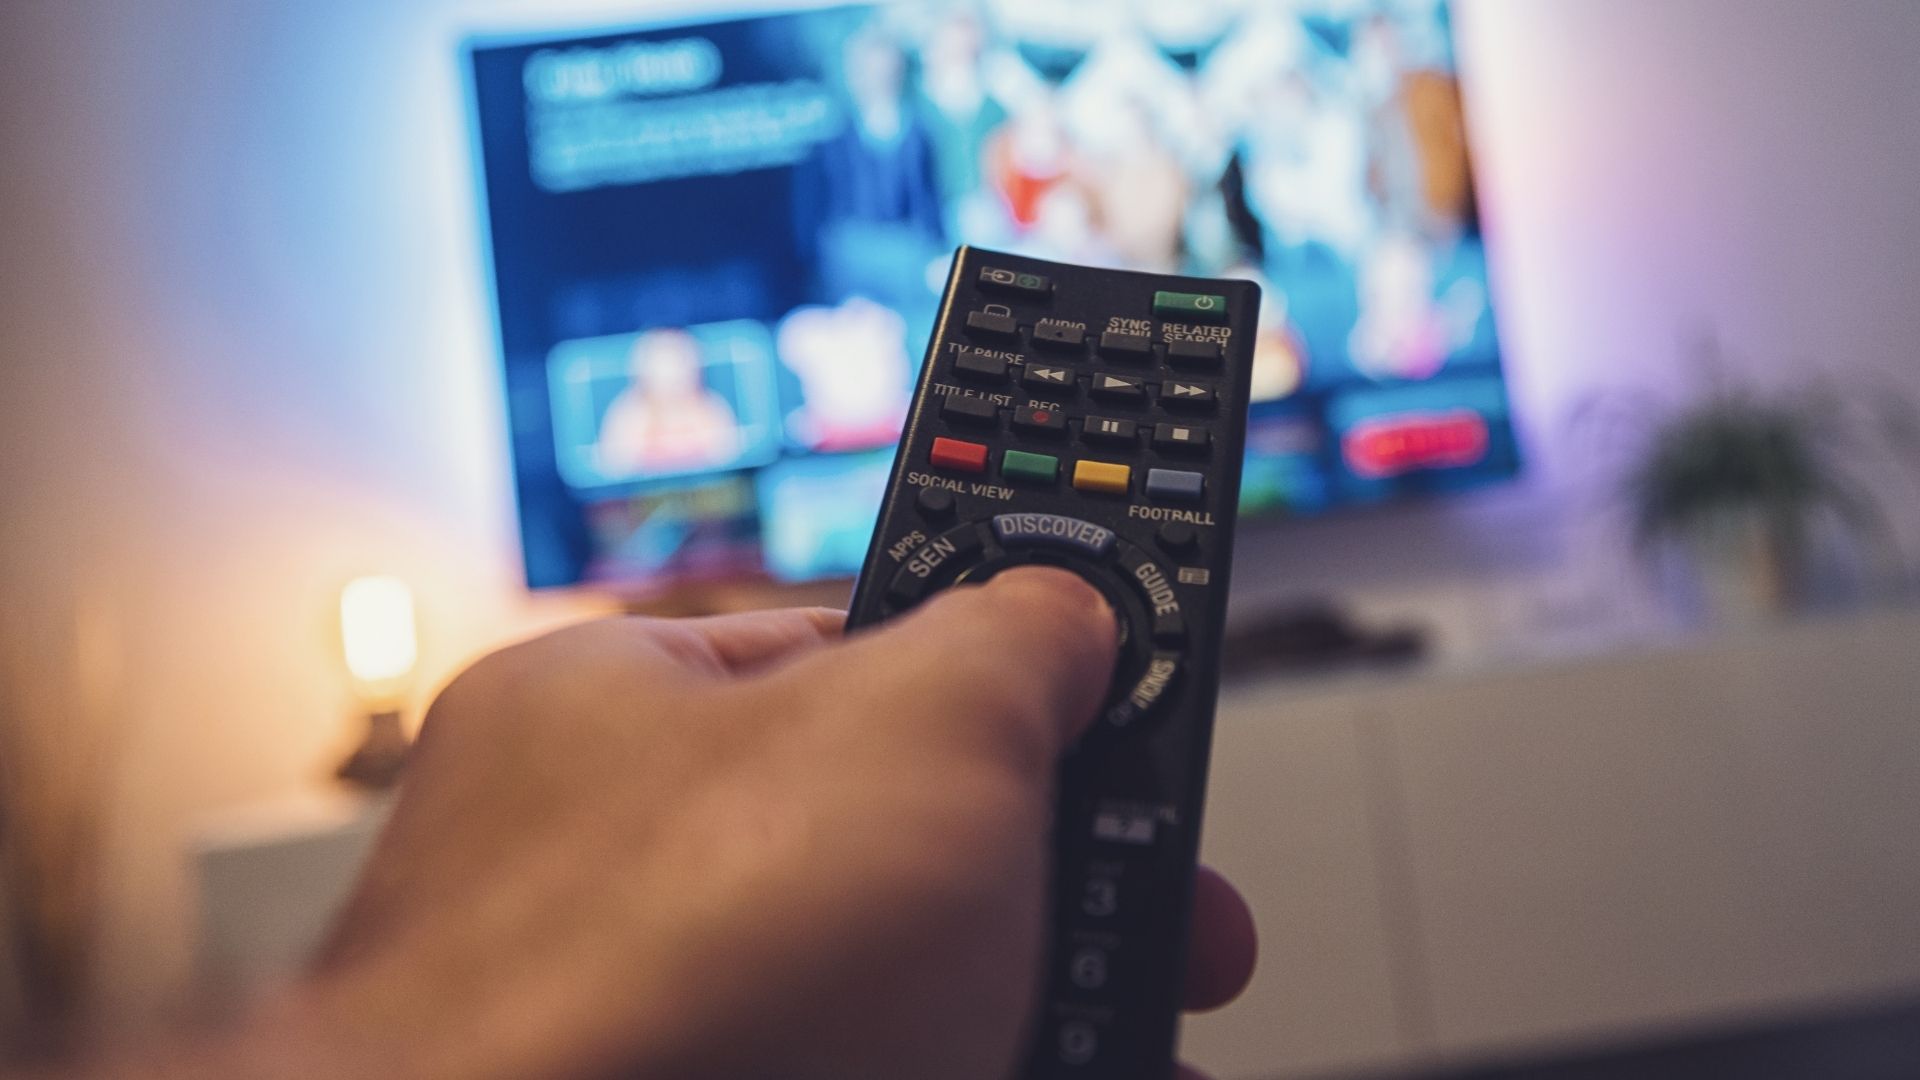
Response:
[63,567,1255,1080]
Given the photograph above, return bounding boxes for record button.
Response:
[1013,404,1068,435]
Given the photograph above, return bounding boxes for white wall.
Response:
[1230,0,1920,653]
[2,0,1919,1039]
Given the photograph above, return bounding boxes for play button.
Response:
[1091,373,1147,401]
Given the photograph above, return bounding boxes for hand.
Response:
[176,568,1256,1080]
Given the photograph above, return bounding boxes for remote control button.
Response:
[1032,320,1085,350]
[929,437,988,473]
[886,570,921,608]
[966,307,1020,338]
[1116,543,1183,635]
[1098,330,1153,361]
[1152,422,1210,453]
[1071,460,1131,495]
[1166,338,1223,367]
[916,487,957,520]
[941,394,999,426]
[1068,945,1110,990]
[1106,651,1182,729]
[1057,1021,1099,1066]
[1080,875,1120,919]
[1023,363,1075,393]
[1090,373,1147,403]
[1160,379,1216,408]
[953,348,1009,383]
[1070,855,1149,925]
[1153,290,1228,323]
[888,522,988,605]
[1012,404,1068,435]
[1081,415,1137,446]
[1155,521,1200,555]
[1145,468,1205,502]
[977,265,1052,297]
[1091,807,1158,846]
[1002,449,1059,484]
[992,513,1116,558]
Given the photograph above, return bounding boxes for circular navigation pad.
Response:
[884,514,1186,735]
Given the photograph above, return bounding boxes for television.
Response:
[467,0,1517,592]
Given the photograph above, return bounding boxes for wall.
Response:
[1230,0,1920,655]
[2,0,1918,1041]
[0,0,657,1033]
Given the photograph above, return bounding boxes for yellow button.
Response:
[1072,460,1132,495]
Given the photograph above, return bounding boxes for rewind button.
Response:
[1023,364,1076,394]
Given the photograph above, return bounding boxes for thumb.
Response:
[780,566,1119,779]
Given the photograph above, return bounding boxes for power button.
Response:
[1152,290,1228,323]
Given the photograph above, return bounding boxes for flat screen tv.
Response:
[467,0,1517,591]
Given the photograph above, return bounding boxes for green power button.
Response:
[1153,290,1229,323]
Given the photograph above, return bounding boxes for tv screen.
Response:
[468,0,1517,591]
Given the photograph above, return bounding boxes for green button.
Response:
[1153,290,1229,323]
[1002,449,1060,483]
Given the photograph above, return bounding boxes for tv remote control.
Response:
[846,247,1258,1078]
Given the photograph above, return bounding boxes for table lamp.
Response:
[335,575,416,789]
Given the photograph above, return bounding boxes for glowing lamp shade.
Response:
[340,576,417,694]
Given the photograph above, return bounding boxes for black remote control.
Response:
[846,246,1258,1078]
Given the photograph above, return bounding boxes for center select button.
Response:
[991,513,1116,559]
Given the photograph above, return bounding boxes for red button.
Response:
[930,437,989,473]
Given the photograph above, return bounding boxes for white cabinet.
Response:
[1183,609,1920,1078]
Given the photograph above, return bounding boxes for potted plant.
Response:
[1576,339,1918,625]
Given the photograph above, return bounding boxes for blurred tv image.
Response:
[548,320,782,489]
[468,0,1519,590]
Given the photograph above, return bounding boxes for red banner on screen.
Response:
[1343,409,1491,479]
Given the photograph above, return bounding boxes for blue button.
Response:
[1145,469,1205,502]
[992,514,1116,558]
